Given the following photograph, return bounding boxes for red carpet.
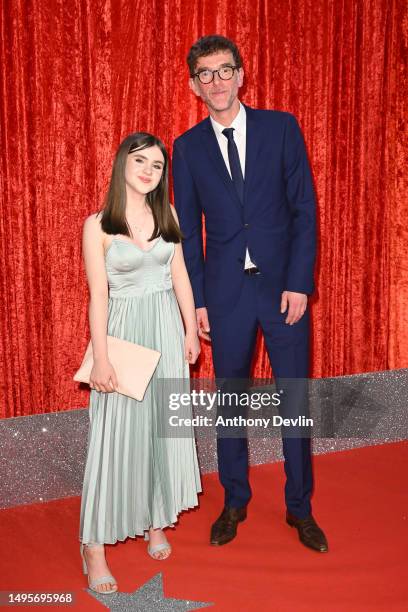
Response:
[1,441,407,611]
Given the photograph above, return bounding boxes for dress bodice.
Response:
[105,236,175,297]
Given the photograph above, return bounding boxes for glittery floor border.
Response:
[1,369,406,509]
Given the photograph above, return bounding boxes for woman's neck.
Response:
[125,189,149,217]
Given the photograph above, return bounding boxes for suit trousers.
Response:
[208,273,313,519]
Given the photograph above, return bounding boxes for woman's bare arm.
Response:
[82,213,109,360]
[169,206,200,364]
[82,213,118,391]
[170,209,198,335]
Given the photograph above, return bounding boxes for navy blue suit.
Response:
[173,105,316,518]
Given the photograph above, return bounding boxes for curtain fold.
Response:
[0,0,406,417]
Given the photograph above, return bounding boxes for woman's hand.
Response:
[89,358,118,392]
[184,332,201,365]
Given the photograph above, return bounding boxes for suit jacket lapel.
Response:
[200,118,243,214]
[243,105,262,202]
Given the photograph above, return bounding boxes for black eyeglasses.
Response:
[192,65,238,84]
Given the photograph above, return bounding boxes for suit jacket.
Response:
[172,105,317,316]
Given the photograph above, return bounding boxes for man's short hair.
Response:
[187,35,243,77]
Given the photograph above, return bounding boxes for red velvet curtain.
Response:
[1,0,406,418]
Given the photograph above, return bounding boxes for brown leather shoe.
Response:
[210,506,247,546]
[286,512,328,552]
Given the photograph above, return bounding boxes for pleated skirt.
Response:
[79,288,202,545]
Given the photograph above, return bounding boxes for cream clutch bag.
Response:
[73,335,161,401]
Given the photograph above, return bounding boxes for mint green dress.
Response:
[79,236,202,545]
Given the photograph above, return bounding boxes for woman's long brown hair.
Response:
[98,132,182,243]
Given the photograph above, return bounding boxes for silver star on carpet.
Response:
[85,572,213,611]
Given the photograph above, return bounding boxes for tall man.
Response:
[172,35,328,552]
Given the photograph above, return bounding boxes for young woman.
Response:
[78,132,202,594]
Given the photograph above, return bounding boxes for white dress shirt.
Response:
[210,102,256,269]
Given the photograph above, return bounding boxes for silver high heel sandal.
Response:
[144,529,172,560]
[80,542,118,593]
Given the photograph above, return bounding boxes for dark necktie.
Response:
[222,127,244,204]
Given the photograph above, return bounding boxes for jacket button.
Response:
[244,223,249,228]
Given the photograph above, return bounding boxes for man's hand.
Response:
[196,307,211,341]
[280,291,308,325]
